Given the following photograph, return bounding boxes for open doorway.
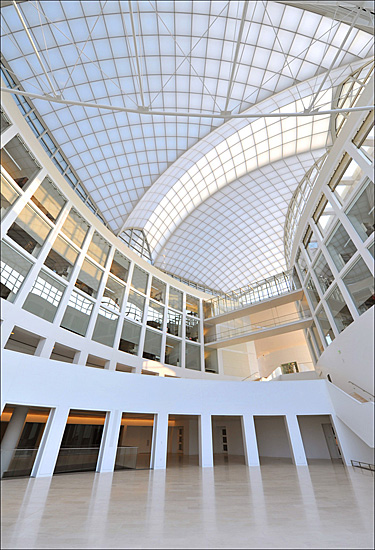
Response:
[1,405,51,479]
[166,415,199,467]
[115,413,154,470]
[211,416,246,465]
[297,415,343,464]
[54,409,106,474]
[254,416,293,464]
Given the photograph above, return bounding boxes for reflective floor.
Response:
[1,459,374,549]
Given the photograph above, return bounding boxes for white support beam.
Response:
[2,87,373,119]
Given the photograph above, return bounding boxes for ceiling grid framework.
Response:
[1,0,374,290]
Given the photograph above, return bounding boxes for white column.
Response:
[31,406,69,478]
[151,412,169,470]
[1,405,28,477]
[199,413,213,467]
[241,415,260,466]
[285,414,308,466]
[96,410,122,473]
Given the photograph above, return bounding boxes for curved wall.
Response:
[288,75,374,400]
[1,84,217,380]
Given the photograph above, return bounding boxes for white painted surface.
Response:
[1,350,372,475]
[254,416,292,459]
[317,308,374,401]
[297,415,331,460]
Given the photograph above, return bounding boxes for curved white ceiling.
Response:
[1,1,374,289]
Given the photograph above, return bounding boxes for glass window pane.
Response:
[314,197,335,238]
[167,309,182,337]
[22,270,66,322]
[147,300,164,330]
[110,250,130,282]
[205,349,218,373]
[303,227,318,261]
[186,294,199,317]
[60,290,94,336]
[87,231,110,267]
[44,235,79,280]
[92,308,119,347]
[75,259,103,298]
[186,316,200,342]
[143,329,162,361]
[0,241,33,302]
[61,208,90,248]
[296,249,308,280]
[346,181,374,242]
[342,257,374,315]
[150,277,166,303]
[101,275,125,312]
[1,174,20,219]
[119,319,141,355]
[326,286,354,334]
[368,241,374,258]
[329,154,366,204]
[326,222,357,272]
[30,177,66,223]
[165,336,181,366]
[1,135,40,189]
[131,265,148,294]
[125,289,145,323]
[306,277,320,310]
[315,306,335,346]
[186,343,201,371]
[169,287,182,311]
[313,253,334,294]
[7,204,52,257]
[310,323,324,355]
[353,113,374,161]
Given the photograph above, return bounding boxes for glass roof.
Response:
[155,148,326,291]
[1,1,374,289]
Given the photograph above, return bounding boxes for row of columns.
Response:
[2,407,309,478]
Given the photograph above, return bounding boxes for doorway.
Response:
[297,415,343,463]
[166,415,199,467]
[115,413,154,470]
[211,416,246,465]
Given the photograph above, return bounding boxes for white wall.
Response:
[1,350,372,471]
[316,308,374,400]
[254,416,292,458]
[297,415,331,460]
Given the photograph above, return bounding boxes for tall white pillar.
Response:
[31,406,70,478]
[241,415,260,466]
[285,414,308,466]
[199,413,213,467]
[1,405,28,477]
[151,412,169,470]
[96,410,122,473]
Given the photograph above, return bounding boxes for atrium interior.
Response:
[0,1,374,549]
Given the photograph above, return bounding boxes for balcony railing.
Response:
[204,309,312,344]
[204,269,301,318]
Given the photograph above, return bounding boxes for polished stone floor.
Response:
[1,459,373,549]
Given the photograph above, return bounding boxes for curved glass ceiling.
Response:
[1,1,374,289]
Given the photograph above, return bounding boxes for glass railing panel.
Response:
[54,447,100,474]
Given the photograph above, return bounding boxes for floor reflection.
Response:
[1,461,373,549]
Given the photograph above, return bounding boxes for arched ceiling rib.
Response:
[1,1,374,289]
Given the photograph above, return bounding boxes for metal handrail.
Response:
[351,460,375,472]
[204,269,301,318]
[348,381,374,400]
[205,309,312,343]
